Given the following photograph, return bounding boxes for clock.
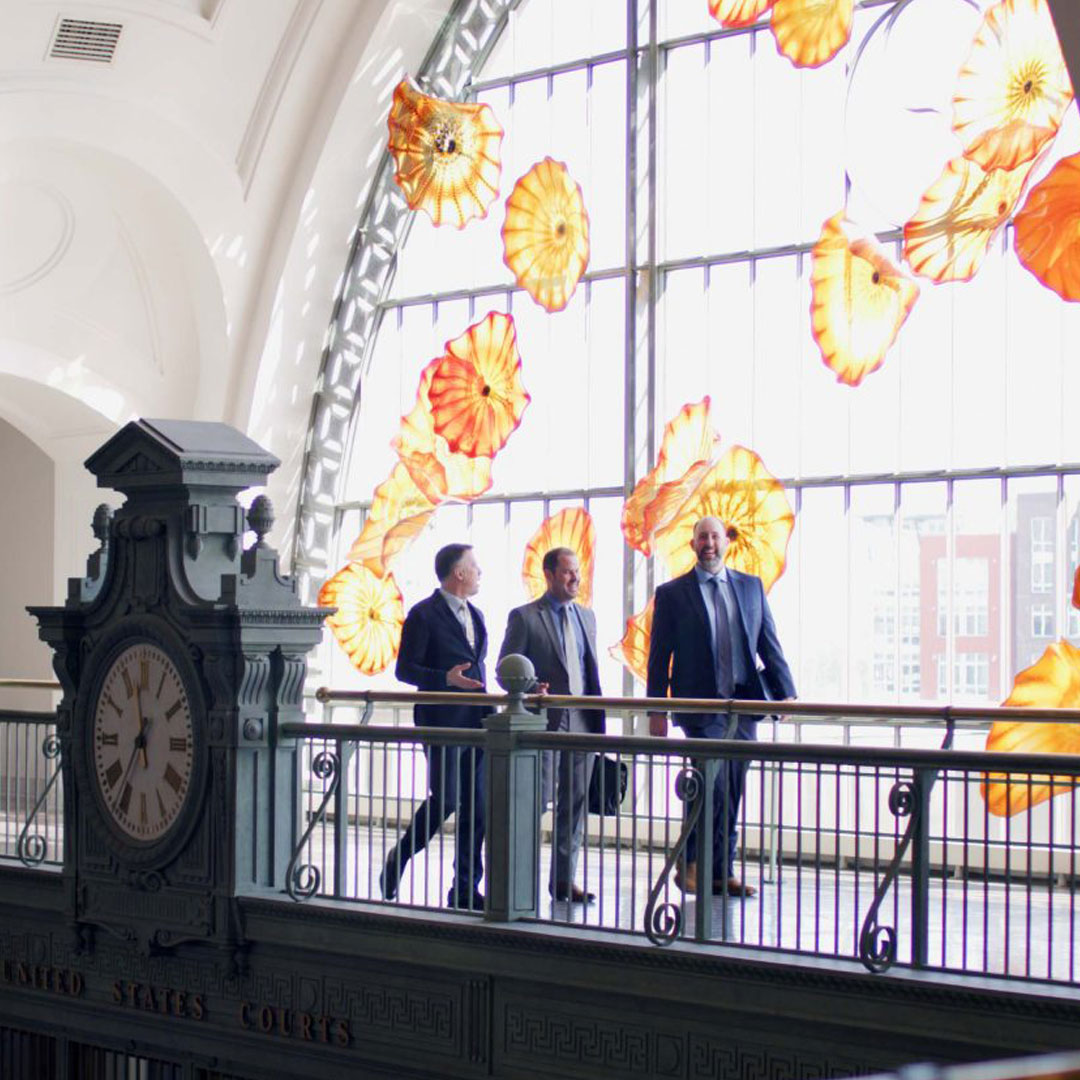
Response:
[90,640,195,844]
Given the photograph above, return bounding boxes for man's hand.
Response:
[446,663,484,690]
[535,681,550,695]
[647,711,668,737]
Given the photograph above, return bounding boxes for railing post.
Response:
[910,766,932,969]
[483,656,547,922]
[694,758,716,942]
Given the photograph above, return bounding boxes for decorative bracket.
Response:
[16,733,62,867]
[644,764,704,946]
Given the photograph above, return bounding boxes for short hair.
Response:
[542,547,576,575]
[435,543,473,583]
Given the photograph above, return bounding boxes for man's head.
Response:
[542,547,580,603]
[691,516,728,574]
[435,543,481,597]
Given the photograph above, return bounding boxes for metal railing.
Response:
[284,688,1080,985]
[0,680,63,869]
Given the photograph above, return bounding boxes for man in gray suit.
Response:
[499,547,605,903]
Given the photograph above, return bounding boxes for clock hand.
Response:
[136,687,149,769]
[111,739,141,814]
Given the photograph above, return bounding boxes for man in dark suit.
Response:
[646,516,795,898]
[387,542,487,910]
[499,547,605,904]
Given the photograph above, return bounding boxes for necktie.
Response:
[459,602,475,651]
[560,606,584,697]
[710,577,733,697]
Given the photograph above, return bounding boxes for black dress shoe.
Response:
[446,889,485,911]
[550,884,596,904]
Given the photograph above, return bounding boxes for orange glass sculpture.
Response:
[1013,151,1080,302]
[610,598,655,685]
[426,312,531,457]
[709,0,774,27]
[386,77,504,229]
[653,445,795,590]
[982,641,1080,816]
[810,213,920,387]
[1074,565,1080,610]
[770,0,853,69]
[521,508,597,607]
[621,399,720,556]
[347,464,437,576]
[952,0,1073,172]
[502,158,590,312]
[903,155,1035,283]
[394,359,494,503]
[319,563,405,676]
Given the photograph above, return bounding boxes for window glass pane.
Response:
[1008,476,1060,677]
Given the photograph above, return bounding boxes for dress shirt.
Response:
[693,564,749,688]
[439,588,475,650]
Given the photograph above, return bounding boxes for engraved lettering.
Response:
[107,695,123,718]
[119,782,133,815]
[112,981,124,1004]
[99,732,119,747]
[156,670,166,699]
[300,1012,313,1041]
[169,737,188,754]
[258,1006,273,1033]
[163,764,183,794]
[104,760,123,789]
[239,1002,252,1029]
[122,669,134,699]
[165,701,182,721]
[191,995,205,1021]
[139,659,149,690]
[335,1019,350,1047]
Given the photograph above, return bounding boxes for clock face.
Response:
[91,642,195,843]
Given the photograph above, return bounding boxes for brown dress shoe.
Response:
[551,884,596,903]
[714,876,757,898]
[673,863,698,891]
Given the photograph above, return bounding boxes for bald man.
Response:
[646,516,795,898]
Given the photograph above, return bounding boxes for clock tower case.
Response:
[30,419,327,962]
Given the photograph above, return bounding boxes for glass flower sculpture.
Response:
[386,77,504,229]
[319,563,405,676]
[502,158,590,312]
[621,398,720,556]
[1074,565,1080,610]
[982,640,1080,816]
[771,0,853,69]
[810,213,920,387]
[394,359,495,503]
[521,507,597,607]
[952,0,1073,173]
[426,312,531,457]
[1013,151,1080,302]
[709,0,774,27]
[903,155,1035,282]
[347,464,437,576]
[654,445,795,590]
[610,598,656,686]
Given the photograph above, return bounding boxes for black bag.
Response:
[587,755,628,816]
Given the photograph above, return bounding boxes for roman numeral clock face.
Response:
[91,643,195,843]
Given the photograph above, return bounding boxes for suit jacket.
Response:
[499,597,605,734]
[395,590,488,729]
[646,568,795,731]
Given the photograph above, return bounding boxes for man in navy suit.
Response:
[646,516,795,898]
[499,547,605,904]
[386,543,487,910]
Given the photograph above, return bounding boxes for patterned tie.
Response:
[459,601,475,652]
[560,606,584,697]
[710,577,733,697]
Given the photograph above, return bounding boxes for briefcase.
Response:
[587,755,628,816]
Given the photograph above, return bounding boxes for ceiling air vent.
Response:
[49,18,123,63]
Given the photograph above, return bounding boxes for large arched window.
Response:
[303,0,1080,715]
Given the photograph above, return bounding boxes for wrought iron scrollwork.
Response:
[17,734,62,867]
[285,748,340,902]
[644,765,704,946]
[858,718,954,973]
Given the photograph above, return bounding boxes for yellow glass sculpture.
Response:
[653,445,795,591]
[521,507,597,607]
[610,598,655,686]
[394,359,495,503]
[386,77,504,229]
[709,0,774,27]
[621,399,720,557]
[982,640,1080,816]
[810,213,920,387]
[426,312,531,457]
[952,0,1074,172]
[347,464,437,576]
[319,563,405,676]
[1014,151,1080,302]
[903,154,1036,282]
[771,0,853,69]
[502,158,590,312]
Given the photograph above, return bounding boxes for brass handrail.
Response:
[314,687,1080,724]
[0,679,60,692]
